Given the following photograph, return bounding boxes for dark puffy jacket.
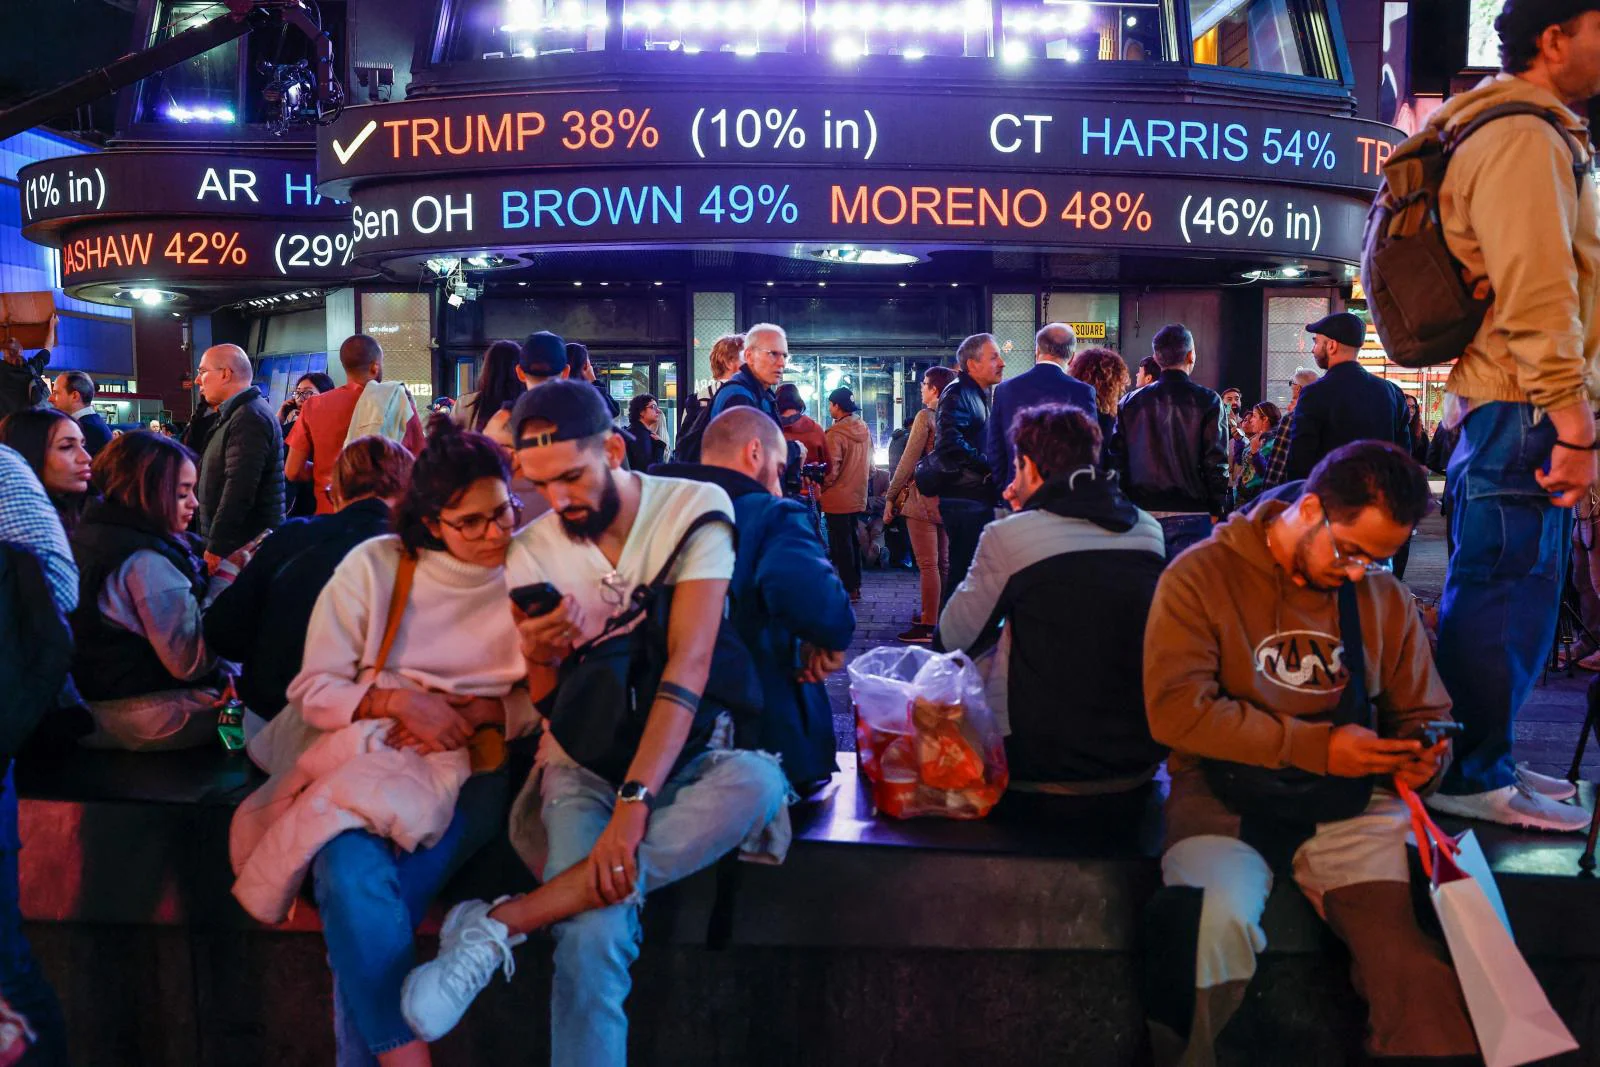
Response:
[0,354,48,418]
[709,366,780,423]
[70,499,215,702]
[1109,370,1229,516]
[197,386,285,557]
[204,498,392,719]
[934,371,995,503]
[625,421,667,473]
[657,462,855,790]
[0,543,73,758]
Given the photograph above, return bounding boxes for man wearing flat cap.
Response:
[1280,311,1410,484]
[1425,0,1600,832]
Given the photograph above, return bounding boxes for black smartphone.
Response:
[510,582,563,617]
[1419,720,1465,747]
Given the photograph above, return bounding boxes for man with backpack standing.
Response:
[1415,0,1600,832]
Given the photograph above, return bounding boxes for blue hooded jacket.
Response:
[655,463,855,790]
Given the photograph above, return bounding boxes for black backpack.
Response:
[1362,102,1588,368]
[671,383,720,464]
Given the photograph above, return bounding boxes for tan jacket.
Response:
[1439,74,1600,412]
[821,414,873,514]
[885,408,941,524]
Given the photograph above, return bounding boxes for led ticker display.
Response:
[17,152,348,238]
[317,91,1401,196]
[345,169,1367,263]
[58,219,375,289]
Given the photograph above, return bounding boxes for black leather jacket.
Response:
[934,371,995,503]
[1108,370,1229,515]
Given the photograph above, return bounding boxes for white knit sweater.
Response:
[285,534,537,739]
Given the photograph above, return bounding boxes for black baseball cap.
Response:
[520,330,568,378]
[1305,312,1366,349]
[510,378,615,450]
[828,387,859,414]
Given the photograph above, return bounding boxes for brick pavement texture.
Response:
[825,508,1596,779]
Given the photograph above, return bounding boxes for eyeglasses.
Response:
[292,386,317,399]
[1323,516,1393,576]
[437,498,522,540]
[750,347,789,360]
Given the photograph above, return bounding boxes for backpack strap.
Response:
[1334,581,1372,729]
[1448,101,1590,193]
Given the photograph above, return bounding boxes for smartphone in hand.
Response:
[510,582,563,617]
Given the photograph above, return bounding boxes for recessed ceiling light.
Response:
[573,281,583,286]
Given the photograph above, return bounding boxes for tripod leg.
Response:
[1570,681,1600,782]
[1581,778,1598,872]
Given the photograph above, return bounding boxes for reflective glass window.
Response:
[444,0,609,62]
[813,0,993,59]
[623,0,806,55]
[999,1,1170,64]
[138,2,242,125]
[1189,0,1337,78]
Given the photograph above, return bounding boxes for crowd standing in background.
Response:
[7,9,1600,1054]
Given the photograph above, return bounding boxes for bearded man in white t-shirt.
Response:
[400,379,790,1059]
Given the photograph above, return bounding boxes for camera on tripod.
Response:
[800,462,829,484]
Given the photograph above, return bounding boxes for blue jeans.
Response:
[313,772,508,1066]
[1158,514,1214,563]
[1436,402,1571,795]
[540,750,788,1067]
[939,498,994,608]
[0,767,67,1066]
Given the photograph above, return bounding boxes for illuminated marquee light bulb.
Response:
[903,45,926,58]
[964,0,990,28]
[1008,11,1033,31]
[1064,45,1081,61]
[669,3,692,24]
[725,6,749,27]
[1065,1,1089,30]
[683,42,703,51]
[588,12,609,27]
[733,41,758,54]
[832,37,863,60]
[935,7,960,31]
[880,5,907,28]
[698,2,721,26]
[1125,14,1137,26]
[776,5,804,29]
[1002,38,1028,62]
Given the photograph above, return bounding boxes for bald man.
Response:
[286,333,423,514]
[656,407,855,794]
[194,343,285,562]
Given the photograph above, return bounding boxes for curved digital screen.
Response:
[57,219,378,288]
[316,90,1401,196]
[18,152,348,237]
[345,168,1368,264]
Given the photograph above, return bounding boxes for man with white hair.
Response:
[1262,367,1323,489]
[194,343,284,564]
[709,323,787,424]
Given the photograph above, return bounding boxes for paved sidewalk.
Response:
[829,508,1598,780]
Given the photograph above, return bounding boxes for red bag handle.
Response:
[1396,778,1462,886]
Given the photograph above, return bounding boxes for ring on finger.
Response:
[611,864,626,873]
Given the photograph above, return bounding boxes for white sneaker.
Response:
[1515,762,1579,802]
[401,898,526,1042]
[1425,783,1591,833]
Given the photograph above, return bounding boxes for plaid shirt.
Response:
[0,445,77,614]
[1260,419,1295,490]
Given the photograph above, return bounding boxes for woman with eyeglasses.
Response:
[281,415,537,1067]
[280,372,337,517]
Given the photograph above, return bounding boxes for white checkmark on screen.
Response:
[331,120,378,165]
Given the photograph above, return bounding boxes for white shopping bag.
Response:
[1402,784,1579,1067]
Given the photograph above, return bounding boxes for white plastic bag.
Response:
[847,646,1008,819]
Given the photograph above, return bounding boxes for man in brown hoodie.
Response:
[821,386,873,600]
[1143,442,1476,1066]
[1427,0,1600,832]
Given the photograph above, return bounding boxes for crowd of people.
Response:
[0,3,1597,1063]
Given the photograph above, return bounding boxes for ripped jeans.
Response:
[539,750,789,1067]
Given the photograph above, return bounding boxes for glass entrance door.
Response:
[591,356,681,452]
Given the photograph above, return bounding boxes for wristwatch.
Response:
[616,780,656,810]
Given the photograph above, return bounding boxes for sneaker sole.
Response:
[1425,796,1591,834]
